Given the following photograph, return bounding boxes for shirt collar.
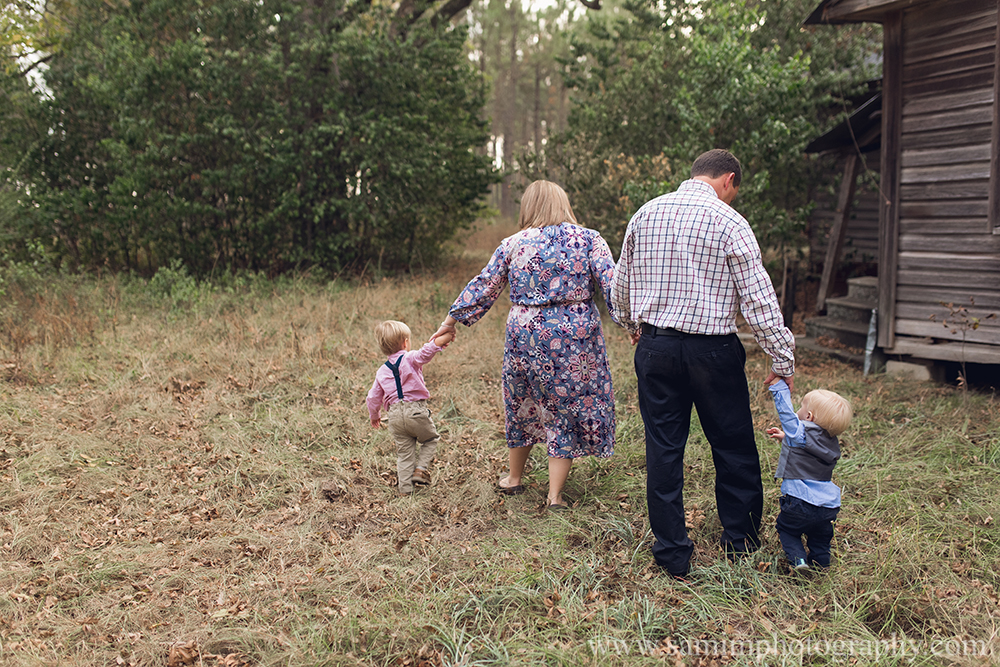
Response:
[680,178,718,198]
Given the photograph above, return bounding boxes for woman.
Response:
[434,180,622,510]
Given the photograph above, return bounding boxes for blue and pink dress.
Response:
[449,223,621,459]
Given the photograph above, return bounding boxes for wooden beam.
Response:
[886,337,1000,363]
[822,0,928,22]
[878,11,903,348]
[816,152,860,313]
[989,0,1000,233]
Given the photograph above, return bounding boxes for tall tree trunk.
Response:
[500,5,517,219]
[534,61,541,159]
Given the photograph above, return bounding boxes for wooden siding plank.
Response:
[897,285,1000,308]
[904,69,995,97]
[906,0,995,39]
[896,302,1000,325]
[900,124,993,150]
[901,161,992,183]
[897,249,1000,268]
[900,180,991,199]
[900,200,990,216]
[906,25,997,64]
[894,318,1000,344]
[903,47,995,84]
[902,105,993,133]
[902,144,993,167]
[898,269,1000,288]
[900,217,992,233]
[886,337,1000,363]
[903,89,994,116]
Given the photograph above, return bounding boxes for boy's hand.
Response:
[765,371,794,393]
[371,418,382,429]
[766,427,784,442]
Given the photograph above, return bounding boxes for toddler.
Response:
[367,320,453,496]
[766,379,852,572]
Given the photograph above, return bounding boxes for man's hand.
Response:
[630,330,641,345]
[765,370,794,393]
[766,427,785,442]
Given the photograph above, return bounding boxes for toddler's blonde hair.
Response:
[374,320,410,356]
[803,389,853,436]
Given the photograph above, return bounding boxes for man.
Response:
[610,149,795,578]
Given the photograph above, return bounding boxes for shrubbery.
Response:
[2,0,498,275]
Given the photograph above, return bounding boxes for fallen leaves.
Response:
[543,591,565,619]
[167,641,199,667]
[167,641,251,667]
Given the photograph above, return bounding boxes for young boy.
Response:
[367,320,453,496]
[766,379,853,572]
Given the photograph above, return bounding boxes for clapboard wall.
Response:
[885,0,1000,362]
[809,151,881,272]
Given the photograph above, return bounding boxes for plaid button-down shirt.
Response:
[611,179,795,377]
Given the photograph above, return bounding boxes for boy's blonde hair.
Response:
[374,320,410,356]
[803,389,853,436]
[518,180,578,230]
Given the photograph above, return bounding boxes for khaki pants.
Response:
[387,400,440,493]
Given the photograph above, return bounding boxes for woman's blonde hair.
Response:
[803,389,853,436]
[518,180,578,230]
[374,320,411,356]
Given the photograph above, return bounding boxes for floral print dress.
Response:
[449,223,620,459]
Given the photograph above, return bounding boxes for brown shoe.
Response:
[412,468,431,486]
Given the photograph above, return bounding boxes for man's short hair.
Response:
[691,149,742,188]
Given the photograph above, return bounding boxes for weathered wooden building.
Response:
[806,88,881,309]
[807,0,1000,366]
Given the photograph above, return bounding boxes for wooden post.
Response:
[878,11,903,349]
[989,0,1000,233]
[816,152,860,313]
[783,258,798,329]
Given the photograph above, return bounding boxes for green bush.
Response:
[2,0,498,276]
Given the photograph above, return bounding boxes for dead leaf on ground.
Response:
[321,481,346,501]
[167,641,199,667]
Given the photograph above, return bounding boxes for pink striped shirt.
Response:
[366,341,443,421]
[610,179,795,377]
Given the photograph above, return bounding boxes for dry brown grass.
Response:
[0,221,998,666]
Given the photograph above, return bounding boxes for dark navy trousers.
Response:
[775,495,839,566]
[635,327,763,575]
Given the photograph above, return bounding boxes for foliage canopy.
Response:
[541,0,882,253]
[1,0,498,274]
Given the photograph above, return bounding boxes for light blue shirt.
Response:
[770,380,841,508]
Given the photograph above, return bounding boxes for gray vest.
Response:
[775,423,840,481]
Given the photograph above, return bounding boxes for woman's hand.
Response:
[431,316,458,343]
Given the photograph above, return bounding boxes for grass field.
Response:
[0,221,998,666]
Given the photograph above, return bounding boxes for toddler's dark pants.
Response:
[775,495,839,567]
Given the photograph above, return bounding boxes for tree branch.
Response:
[430,0,474,28]
[17,53,55,78]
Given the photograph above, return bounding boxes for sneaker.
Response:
[793,558,810,572]
[412,468,431,486]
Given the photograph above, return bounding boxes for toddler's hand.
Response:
[434,331,454,348]
[371,418,382,429]
[766,427,784,442]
